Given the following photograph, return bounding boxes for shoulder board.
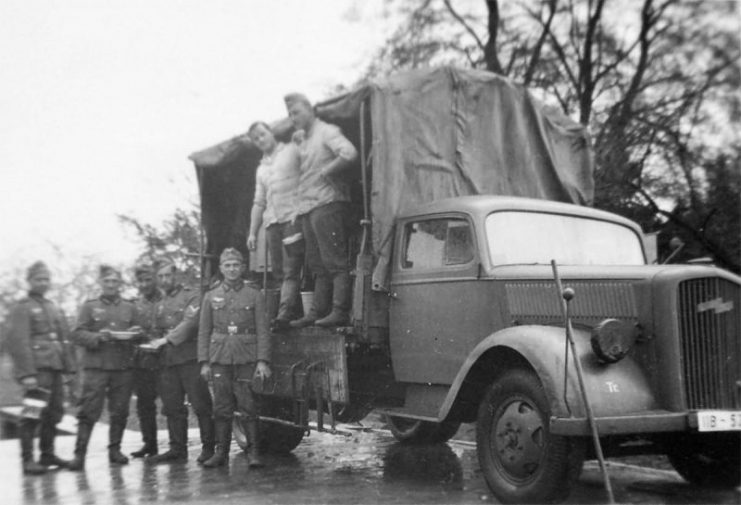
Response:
[206,281,223,292]
[83,298,99,304]
[124,297,137,303]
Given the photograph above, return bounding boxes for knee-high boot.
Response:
[203,421,231,468]
[68,422,94,471]
[315,272,352,327]
[275,278,301,323]
[108,420,129,465]
[19,421,46,475]
[196,414,215,464]
[244,419,264,468]
[290,275,332,328]
[130,413,158,458]
[149,416,188,463]
[39,418,69,467]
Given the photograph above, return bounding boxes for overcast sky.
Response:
[0,0,390,276]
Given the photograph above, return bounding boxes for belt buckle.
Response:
[227,324,237,336]
[48,332,58,341]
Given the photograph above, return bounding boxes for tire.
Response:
[332,402,374,424]
[667,432,741,487]
[233,397,305,454]
[233,417,305,455]
[476,369,585,504]
[385,415,461,444]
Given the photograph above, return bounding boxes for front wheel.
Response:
[385,415,461,444]
[476,369,585,504]
[667,432,741,487]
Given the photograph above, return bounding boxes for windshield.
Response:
[485,211,645,266]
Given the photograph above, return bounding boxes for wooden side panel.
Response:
[261,329,349,404]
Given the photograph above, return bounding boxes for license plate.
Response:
[697,411,741,432]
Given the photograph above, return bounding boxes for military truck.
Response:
[189,67,740,503]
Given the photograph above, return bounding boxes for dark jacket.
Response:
[197,280,269,365]
[133,289,163,368]
[5,294,72,379]
[73,295,139,370]
[155,285,200,367]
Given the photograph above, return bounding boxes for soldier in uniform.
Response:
[147,258,215,464]
[130,261,163,458]
[4,261,73,474]
[68,265,141,471]
[198,248,271,468]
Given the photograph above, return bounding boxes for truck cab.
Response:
[381,195,741,502]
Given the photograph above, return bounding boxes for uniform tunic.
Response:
[133,289,163,369]
[155,285,200,366]
[5,294,72,429]
[154,285,212,423]
[198,280,270,421]
[5,294,72,378]
[73,295,139,425]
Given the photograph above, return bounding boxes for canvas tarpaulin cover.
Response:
[189,66,594,290]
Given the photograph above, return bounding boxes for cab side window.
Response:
[402,218,473,269]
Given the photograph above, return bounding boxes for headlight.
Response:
[590,318,638,364]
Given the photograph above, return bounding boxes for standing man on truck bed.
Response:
[284,92,358,328]
[147,258,215,465]
[4,261,73,474]
[246,120,304,330]
[198,248,271,468]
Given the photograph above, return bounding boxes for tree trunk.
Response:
[483,0,504,74]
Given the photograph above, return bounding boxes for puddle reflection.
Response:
[23,470,60,504]
[383,442,463,486]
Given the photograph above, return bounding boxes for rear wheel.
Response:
[385,415,460,444]
[667,432,741,487]
[233,417,305,454]
[233,398,305,454]
[476,369,585,504]
[332,402,374,423]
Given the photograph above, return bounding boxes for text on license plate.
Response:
[697,411,741,432]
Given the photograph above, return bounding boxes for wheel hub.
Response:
[492,399,544,480]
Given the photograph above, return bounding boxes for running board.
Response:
[375,408,439,423]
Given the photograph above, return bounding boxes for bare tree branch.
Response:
[523,0,557,85]
[443,0,486,51]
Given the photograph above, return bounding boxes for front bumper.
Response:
[550,410,738,436]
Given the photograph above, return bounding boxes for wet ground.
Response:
[2,420,739,505]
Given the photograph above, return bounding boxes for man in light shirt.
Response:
[247,121,304,329]
[284,93,358,327]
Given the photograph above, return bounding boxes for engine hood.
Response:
[487,263,739,283]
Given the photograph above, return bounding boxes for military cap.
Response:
[283,92,313,109]
[99,264,121,279]
[134,261,154,277]
[153,256,176,273]
[220,248,244,264]
[26,261,51,280]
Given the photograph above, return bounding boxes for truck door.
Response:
[389,214,489,384]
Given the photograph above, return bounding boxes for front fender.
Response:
[439,325,659,420]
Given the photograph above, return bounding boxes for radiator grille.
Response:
[678,277,741,409]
